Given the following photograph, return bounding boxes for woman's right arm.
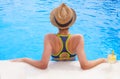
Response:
[75,35,106,70]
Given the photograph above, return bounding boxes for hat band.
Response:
[54,16,73,27]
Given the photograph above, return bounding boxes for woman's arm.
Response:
[75,35,106,70]
[12,34,52,69]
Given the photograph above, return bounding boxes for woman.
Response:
[12,3,106,70]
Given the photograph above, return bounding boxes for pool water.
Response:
[0,0,120,60]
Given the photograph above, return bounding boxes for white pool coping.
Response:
[0,61,120,79]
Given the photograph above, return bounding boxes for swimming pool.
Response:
[0,0,120,60]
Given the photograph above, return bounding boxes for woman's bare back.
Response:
[48,34,80,56]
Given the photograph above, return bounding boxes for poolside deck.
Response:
[0,61,120,79]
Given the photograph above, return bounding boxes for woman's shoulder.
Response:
[44,33,84,40]
[68,34,84,44]
[45,33,57,37]
[71,34,83,39]
[44,34,58,40]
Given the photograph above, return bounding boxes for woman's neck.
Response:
[58,28,69,35]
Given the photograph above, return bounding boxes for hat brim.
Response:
[50,8,76,29]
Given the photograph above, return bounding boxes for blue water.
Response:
[0,0,120,60]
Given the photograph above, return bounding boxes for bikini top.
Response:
[51,34,76,61]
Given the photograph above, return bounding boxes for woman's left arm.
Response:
[12,34,52,69]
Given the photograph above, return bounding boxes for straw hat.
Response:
[50,3,76,29]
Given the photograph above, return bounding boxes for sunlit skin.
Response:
[12,28,106,70]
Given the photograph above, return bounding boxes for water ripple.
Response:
[0,0,120,60]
